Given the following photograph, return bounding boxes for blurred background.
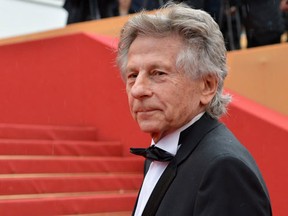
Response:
[0,0,67,39]
[1,0,287,49]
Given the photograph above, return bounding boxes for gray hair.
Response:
[117,2,231,119]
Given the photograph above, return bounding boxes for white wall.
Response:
[0,0,67,39]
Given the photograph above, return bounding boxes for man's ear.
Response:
[199,74,218,105]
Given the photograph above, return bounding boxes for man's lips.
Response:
[134,109,160,117]
[132,104,162,117]
[137,109,155,112]
[134,108,160,113]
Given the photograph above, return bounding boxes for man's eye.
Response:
[153,71,166,76]
[127,73,138,79]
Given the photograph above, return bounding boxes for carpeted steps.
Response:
[0,124,98,141]
[0,124,143,215]
[0,139,124,156]
[0,191,137,215]
[0,173,142,195]
[0,155,143,174]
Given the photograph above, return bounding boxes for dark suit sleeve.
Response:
[193,156,272,216]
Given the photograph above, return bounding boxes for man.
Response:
[181,0,243,50]
[240,0,284,48]
[118,0,132,16]
[63,0,118,24]
[280,0,288,41]
[117,3,272,216]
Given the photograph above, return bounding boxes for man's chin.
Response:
[138,123,159,134]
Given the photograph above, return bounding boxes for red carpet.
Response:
[0,124,143,215]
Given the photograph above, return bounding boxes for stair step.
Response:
[0,191,137,215]
[69,212,131,216]
[0,173,142,195]
[0,155,144,174]
[75,212,131,216]
[0,139,123,156]
[0,190,136,200]
[0,123,97,141]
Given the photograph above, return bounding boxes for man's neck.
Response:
[152,112,205,149]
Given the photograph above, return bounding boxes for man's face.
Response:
[125,35,206,142]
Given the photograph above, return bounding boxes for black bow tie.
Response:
[130,145,174,162]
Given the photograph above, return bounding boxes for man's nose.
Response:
[130,73,152,99]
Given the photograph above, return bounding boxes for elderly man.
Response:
[117,3,272,216]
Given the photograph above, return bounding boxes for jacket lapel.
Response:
[142,159,177,216]
[132,159,152,215]
[176,113,221,165]
[141,113,221,215]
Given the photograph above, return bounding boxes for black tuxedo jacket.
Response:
[134,113,272,216]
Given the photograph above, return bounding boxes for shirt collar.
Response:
[152,112,204,156]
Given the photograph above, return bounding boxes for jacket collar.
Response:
[176,113,221,166]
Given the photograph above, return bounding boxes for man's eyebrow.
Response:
[148,62,172,70]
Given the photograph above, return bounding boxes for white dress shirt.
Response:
[134,112,204,216]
